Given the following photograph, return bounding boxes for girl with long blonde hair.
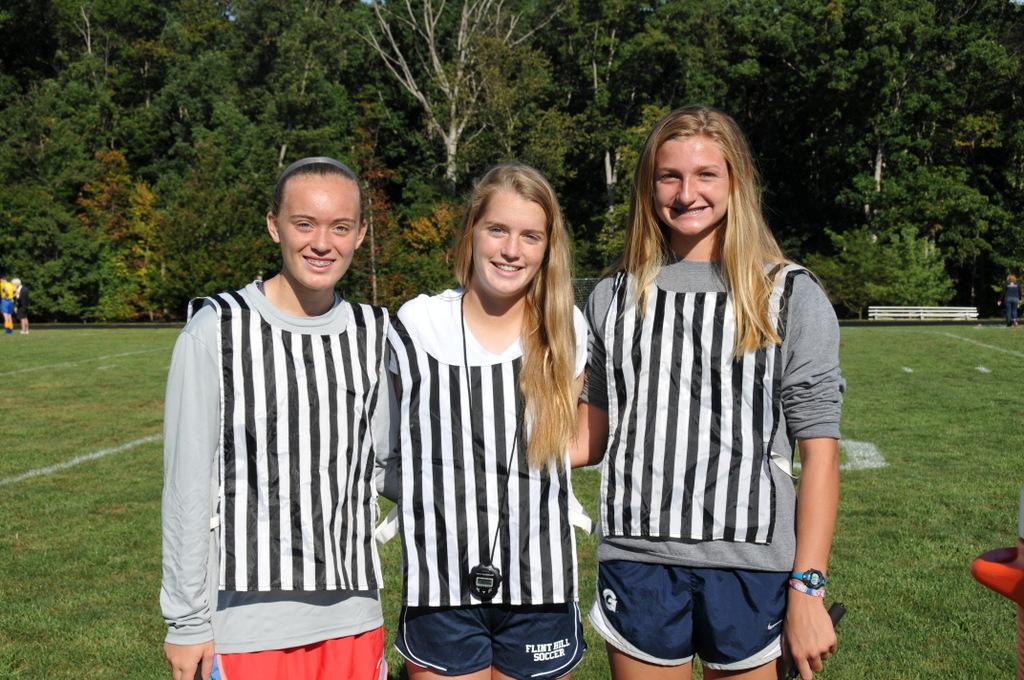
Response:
[386,163,590,680]
[574,106,843,680]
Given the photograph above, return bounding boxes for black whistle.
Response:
[787,602,846,679]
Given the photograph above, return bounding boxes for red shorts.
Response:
[217,626,385,680]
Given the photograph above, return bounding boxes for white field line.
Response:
[0,434,162,488]
[976,366,992,373]
[934,332,1024,360]
[902,367,914,373]
[0,348,165,377]
[839,439,887,471]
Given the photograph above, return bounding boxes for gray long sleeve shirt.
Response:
[160,283,386,653]
[582,261,844,572]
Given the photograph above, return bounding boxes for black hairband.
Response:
[277,156,354,182]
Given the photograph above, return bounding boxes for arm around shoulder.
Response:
[569,279,617,468]
[569,401,608,468]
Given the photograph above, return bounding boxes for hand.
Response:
[164,641,214,680]
[784,591,837,680]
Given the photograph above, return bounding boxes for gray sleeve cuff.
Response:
[163,616,214,646]
[788,424,842,441]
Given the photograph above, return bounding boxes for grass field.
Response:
[0,324,1021,679]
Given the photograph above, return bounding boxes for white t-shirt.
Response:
[394,288,587,376]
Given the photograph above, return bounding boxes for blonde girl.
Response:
[574,106,843,680]
[385,163,589,680]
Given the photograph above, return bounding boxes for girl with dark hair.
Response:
[161,157,390,680]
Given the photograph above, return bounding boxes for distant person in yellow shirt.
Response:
[0,275,14,334]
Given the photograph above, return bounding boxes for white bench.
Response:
[868,306,979,320]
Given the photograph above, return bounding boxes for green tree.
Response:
[0,183,99,320]
[77,150,160,320]
[465,37,576,185]
[807,226,952,318]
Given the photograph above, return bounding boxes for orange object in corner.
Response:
[972,543,1024,604]
[971,485,1024,679]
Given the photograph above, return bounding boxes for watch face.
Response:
[804,570,826,588]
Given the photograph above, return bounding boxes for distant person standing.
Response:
[1002,275,1020,327]
[0,275,14,334]
[12,278,28,334]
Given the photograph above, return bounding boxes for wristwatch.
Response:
[790,569,828,590]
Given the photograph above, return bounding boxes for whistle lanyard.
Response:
[461,294,522,569]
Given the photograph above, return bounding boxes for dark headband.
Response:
[278,156,354,181]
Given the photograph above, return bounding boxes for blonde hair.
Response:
[453,163,576,469]
[619,105,787,354]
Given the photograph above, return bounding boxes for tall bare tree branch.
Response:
[363,0,558,187]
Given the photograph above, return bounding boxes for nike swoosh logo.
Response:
[767,620,783,630]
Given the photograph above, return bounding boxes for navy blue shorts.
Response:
[0,299,11,315]
[589,560,788,671]
[396,602,586,679]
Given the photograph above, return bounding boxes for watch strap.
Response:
[791,569,828,589]
[789,579,826,598]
